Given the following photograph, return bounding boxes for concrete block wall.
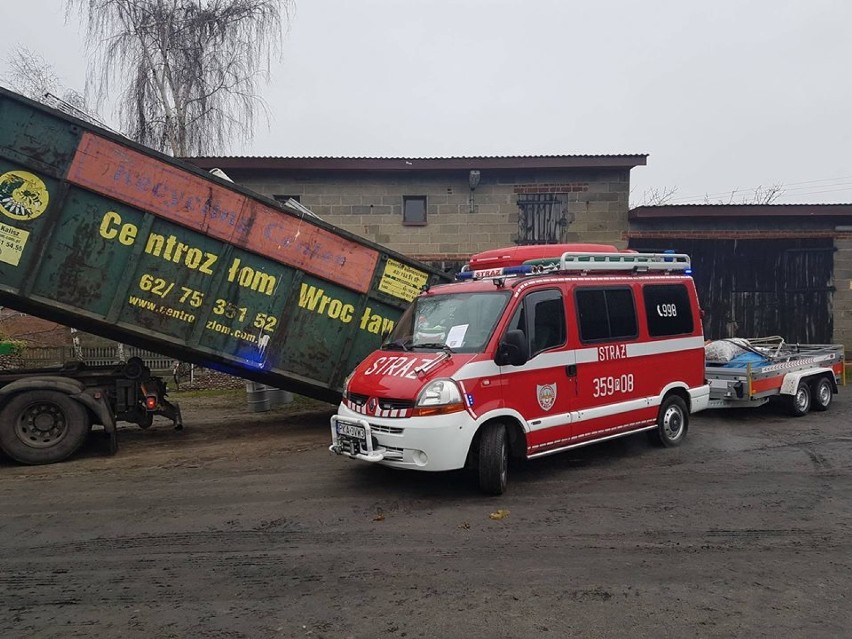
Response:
[237,168,631,261]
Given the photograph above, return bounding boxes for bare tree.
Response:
[703,183,786,205]
[2,46,87,109]
[750,184,785,204]
[66,0,292,156]
[640,186,679,206]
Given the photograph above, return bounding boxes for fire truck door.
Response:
[500,288,574,452]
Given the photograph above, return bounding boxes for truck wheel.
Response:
[811,377,832,412]
[478,422,509,495]
[0,391,91,464]
[650,395,688,447]
[788,382,811,417]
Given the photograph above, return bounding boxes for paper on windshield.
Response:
[445,324,469,348]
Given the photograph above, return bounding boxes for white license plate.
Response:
[336,422,366,440]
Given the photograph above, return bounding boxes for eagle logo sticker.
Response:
[537,383,557,411]
[0,170,49,222]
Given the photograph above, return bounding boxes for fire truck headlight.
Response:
[412,379,465,416]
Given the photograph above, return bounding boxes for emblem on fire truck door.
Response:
[537,383,557,411]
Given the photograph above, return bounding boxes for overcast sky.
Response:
[3,0,851,206]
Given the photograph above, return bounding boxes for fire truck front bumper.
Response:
[329,406,474,471]
[329,414,389,463]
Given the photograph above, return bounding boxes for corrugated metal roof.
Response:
[185,154,648,171]
[190,153,648,160]
[630,204,852,219]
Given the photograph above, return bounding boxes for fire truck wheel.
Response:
[0,391,91,465]
[650,395,688,447]
[811,377,832,412]
[788,382,812,417]
[478,422,509,495]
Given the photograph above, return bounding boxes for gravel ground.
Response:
[1,387,850,638]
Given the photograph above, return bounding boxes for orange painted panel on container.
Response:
[66,132,378,292]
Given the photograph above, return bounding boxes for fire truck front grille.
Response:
[345,394,414,418]
[348,393,368,407]
[371,424,404,435]
[379,399,414,411]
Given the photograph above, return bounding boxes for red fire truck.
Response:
[330,245,711,494]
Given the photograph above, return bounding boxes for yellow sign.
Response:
[0,170,49,221]
[378,258,429,302]
[0,222,30,266]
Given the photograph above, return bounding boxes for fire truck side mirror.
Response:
[495,330,529,367]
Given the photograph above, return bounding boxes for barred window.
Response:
[516,194,570,244]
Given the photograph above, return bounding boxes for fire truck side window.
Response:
[507,289,566,357]
[575,287,638,343]
[643,284,694,336]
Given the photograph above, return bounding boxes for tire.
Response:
[788,382,811,417]
[478,422,509,495]
[649,395,688,447]
[811,377,832,412]
[0,391,91,464]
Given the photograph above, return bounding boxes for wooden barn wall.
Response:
[629,238,834,343]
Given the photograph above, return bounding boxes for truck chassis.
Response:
[0,357,181,464]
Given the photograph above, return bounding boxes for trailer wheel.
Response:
[811,377,832,412]
[788,382,811,417]
[650,395,688,447]
[478,422,509,495]
[0,391,91,464]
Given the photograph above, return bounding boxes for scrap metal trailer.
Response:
[0,87,450,463]
[705,336,845,415]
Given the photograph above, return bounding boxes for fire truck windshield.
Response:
[384,291,511,353]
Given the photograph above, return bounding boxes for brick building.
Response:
[628,204,852,350]
[187,154,647,269]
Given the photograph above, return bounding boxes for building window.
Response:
[403,196,427,226]
[516,193,571,244]
[273,194,301,204]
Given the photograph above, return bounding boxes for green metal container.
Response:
[0,87,450,402]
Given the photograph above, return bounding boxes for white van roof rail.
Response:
[558,251,691,272]
[455,251,692,282]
